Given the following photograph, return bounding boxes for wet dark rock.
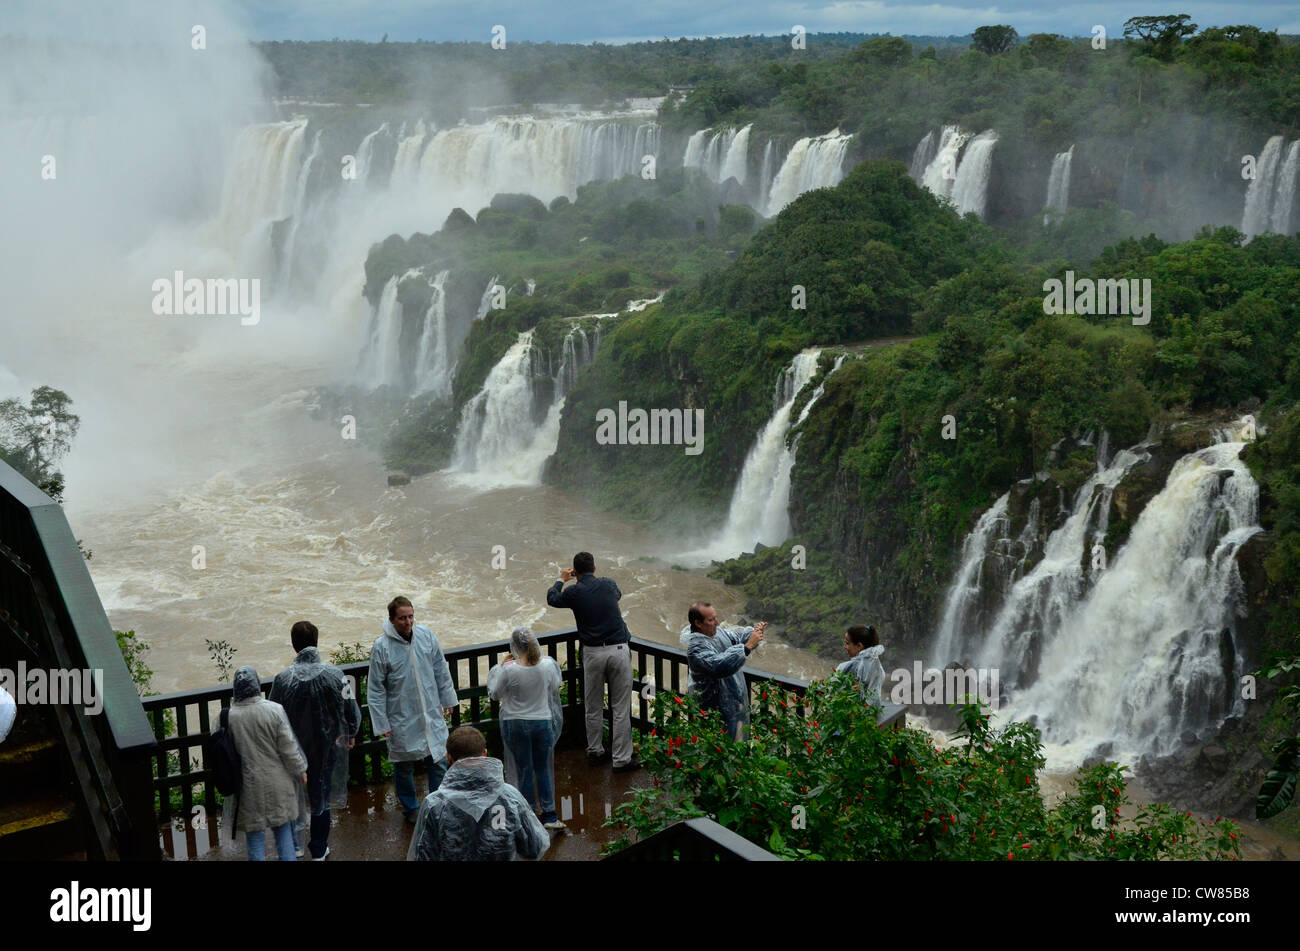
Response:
[1197,745,1230,773]
[386,472,411,486]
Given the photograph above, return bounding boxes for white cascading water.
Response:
[354,122,388,184]
[688,350,828,560]
[683,124,752,184]
[919,126,969,199]
[448,321,603,487]
[1241,135,1285,238]
[932,421,1261,765]
[280,128,322,282]
[412,270,454,397]
[765,130,853,216]
[950,130,998,219]
[209,118,308,272]
[757,140,776,209]
[390,118,430,189]
[1043,145,1074,225]
[475,276,500,321]
[909,129,937,181]
[358,270,416,385]
[1269,139,1300,236]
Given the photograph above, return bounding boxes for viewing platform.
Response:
[0,457,904,862]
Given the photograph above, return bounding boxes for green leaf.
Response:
[769,828,786,853]
[1256,737,1300,820]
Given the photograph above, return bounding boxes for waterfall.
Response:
[757,140,776,211]
[359,271,419,386]
[683,124,751,184]
[932,422,1262,765]
[354,122,388,183]
[413,270,454,397]
[280,129,322,282]
[920,126,969,199]
[765,130,853,216]
[1043,145,1074,225]
[1269,139,1300,236]
[909,129,937,181]
[950,130,998,219]
[475,275,500,320]
[448,321,603,487]
[688,349,831,559]
[1241,135,1284,238]
[211,118,308,270]
[408,115,659,210]
[390,118,430,190]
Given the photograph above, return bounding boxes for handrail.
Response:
[0,458,159,860]
[603,816,783,861]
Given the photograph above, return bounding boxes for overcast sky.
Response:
[233,1,1300,43]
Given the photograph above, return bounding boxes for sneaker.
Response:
[295,847,305,858]
[543,818,567,832]
[587,750,611,766]
[311,846,330,861]
[404,810,418,825]
[612,758,642,774]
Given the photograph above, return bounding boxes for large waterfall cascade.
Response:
[930,420,1262,766]
[448,320,604,487]
[688,350,845,560]
[683,124,752,184]
[913,126,998,220]
[765,130,853,216]
[1242,135,1300,238]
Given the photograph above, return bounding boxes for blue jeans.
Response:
[501,718,556,822]
[395,755,447,814]
[246,822,295,861]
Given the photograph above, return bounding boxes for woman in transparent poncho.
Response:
[835,625,886,706]
[269,621,362,859]
[222,666,308,861]
[487,627,566,831]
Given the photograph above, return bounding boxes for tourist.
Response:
[0,684,14,744]
[369,596,460,823]
[225,666,308,861]
[679,602,765,741]
[407,725,551,861]
[269,620,362,860]
[488,627,566,831]
[546,552,639,772]
[835,624,886,706]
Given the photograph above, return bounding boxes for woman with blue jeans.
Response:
[488,628,566,831]
[225,666,308,861]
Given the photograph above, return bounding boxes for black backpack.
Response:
[204,707,243,796]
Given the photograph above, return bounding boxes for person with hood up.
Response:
[679,602,766,741]
[835,625,886,706]
[269,620,362,860]
[369,596,460,823]
[224,666,308,861]
[407,725,551,861]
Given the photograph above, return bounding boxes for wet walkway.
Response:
[172,747,652,861]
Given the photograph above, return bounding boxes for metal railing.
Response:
[143,628,904,858]
[0,459,159,860]
[604,816,782,861]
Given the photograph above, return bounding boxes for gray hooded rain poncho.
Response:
[679,623,755,740]
[223,666,308,837]
[368,620,460,763]
[406,756,550,861]
[269,646,362,812]
[835,644,886,706]
[0,685,15,744]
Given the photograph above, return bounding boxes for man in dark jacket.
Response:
[407,726,550,861]
[269,621,362,860]
[546,551,638,771]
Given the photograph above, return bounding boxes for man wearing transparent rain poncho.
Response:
[269,621,362,860]
[406,725,551,861]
